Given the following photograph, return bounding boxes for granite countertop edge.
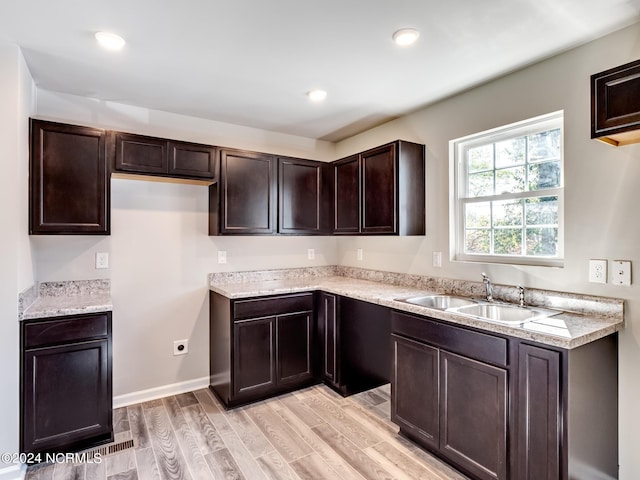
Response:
[209,275,623,350]
[19,279,113,321]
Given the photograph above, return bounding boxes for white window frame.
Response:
[449,111,564,267]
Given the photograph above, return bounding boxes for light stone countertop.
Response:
[210,272,624,349]
[19,279,113,321]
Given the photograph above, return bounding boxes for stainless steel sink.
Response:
[453,303,558,325]
[401,295,478,310]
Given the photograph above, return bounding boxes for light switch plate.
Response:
[612,260,631,286]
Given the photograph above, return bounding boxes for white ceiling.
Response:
[1,0,639,141]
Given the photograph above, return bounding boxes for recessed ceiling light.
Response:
[307,89,327,103]
[392,28,419,47]
[95,31,126,51]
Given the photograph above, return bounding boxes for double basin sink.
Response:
[397,295,559,325]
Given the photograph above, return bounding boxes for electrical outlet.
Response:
[307,248,315,260]
[357,248,363,261]
[173,339,189,356]
[588,259,607,284]
[432,251,442,268]
[217,251,227,264]
[612,260,631,286]
[95,252,109,269]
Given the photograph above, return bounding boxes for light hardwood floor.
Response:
[26,384,468,480]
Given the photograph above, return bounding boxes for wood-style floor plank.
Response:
[254,450,300,480]
[128,404,151,450]
[105,450,136,477]
[219,432,268,480]
[221,406,274,459]
[142,403,193,480]
[192,390,235,437]
[273,403,364,480]
[106,469,138,480]
[289,452,343,480]
[181,403,226,455]
[243,403,313,462]
[365,441,444,480]
[303,393,383,449]
[113,408,131,435]
[85,461,106,480]
[311,422,395,480]
[275,395,324,428]
[134,447,161,480]
[203,448,245,480]
[162,396,213,480]
[175,393,199,408]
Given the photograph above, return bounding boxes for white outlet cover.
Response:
[307,248,315,260]
[217,251,227,264]
[588,259,607,284]
[432,251,442,268]
[357,248,363,261]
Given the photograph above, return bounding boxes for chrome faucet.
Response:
[481,273,493,302]
[518,285,526,307]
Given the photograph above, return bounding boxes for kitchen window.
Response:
[450,111,564,266]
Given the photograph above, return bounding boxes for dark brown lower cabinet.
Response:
[391,330,507,480]
[516,337,618,480]
[21,313,113,455]
[210,291,315,407]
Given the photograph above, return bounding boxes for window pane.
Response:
[494,229,522,255]
[465,229,491,254]
[526,228,558,256]
[528,128,561,162]
[468,171,494,197]
[528,161,560,190]
[465,202,491,228]
[495,137,525,168]
[495,166,525,193]
[525,196,558,226]
[468,144,493,172]
[493,200,522,226]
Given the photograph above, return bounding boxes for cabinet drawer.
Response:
[24,313,110,348]
[391,311,507,367]
[233,293,313,320]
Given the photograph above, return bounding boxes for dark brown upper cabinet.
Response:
[29,119,110,235]
[591,58,640,146]
[209,149,277,235]
[278,157,333,235]
[333,140,425,235]
[112,132,217,181]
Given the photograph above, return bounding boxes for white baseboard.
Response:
[113,376,210,408]
[0,463,26,480]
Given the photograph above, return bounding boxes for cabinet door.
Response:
[114,132,168,175]
[22,339,112,453]
[361,143,396,234]
[440,351,507,480]
[333,155,360,233]
[591,59,640,145]
[233,317,276,398]
[169,141,217,179]
[317,293,338,386]
[220,150,277,234]
[516,344,561,480]
[276,311,313,386]
[391,335,439,449]
[278,158,323,234]
[29,119,109,235]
